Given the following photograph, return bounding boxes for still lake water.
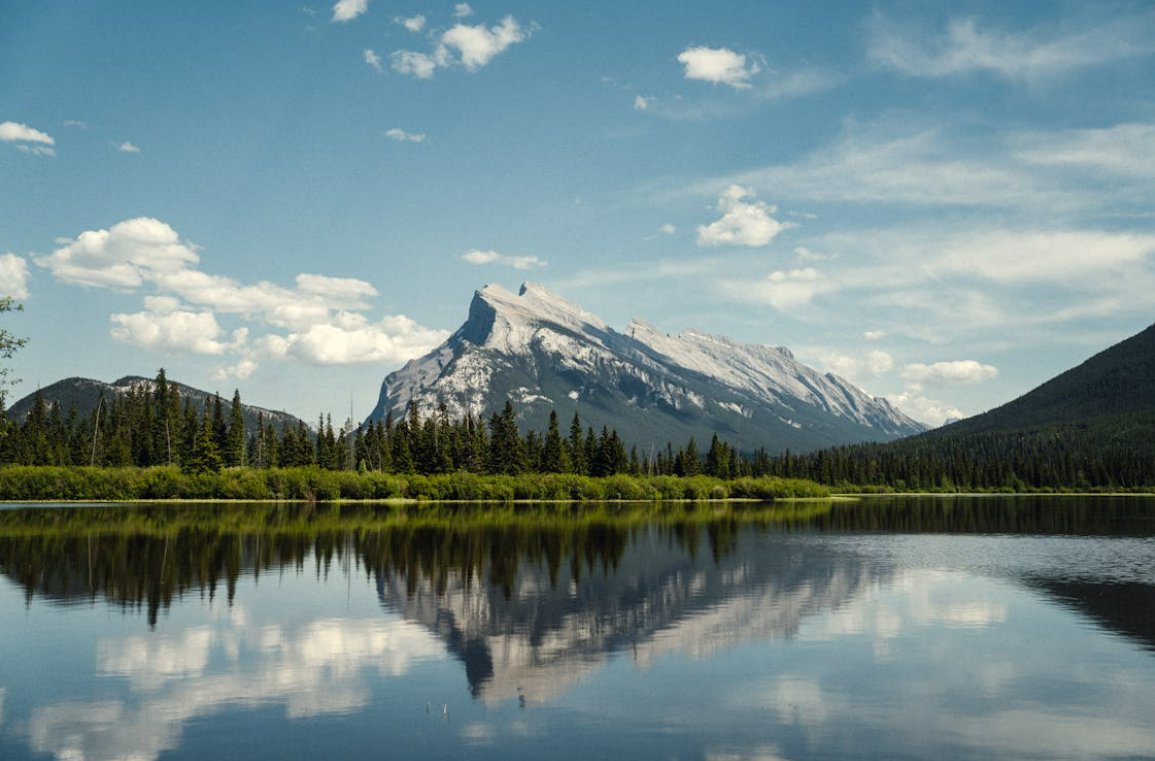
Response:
[1,497,1154,761]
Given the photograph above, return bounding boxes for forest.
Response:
[1,368,1152,494]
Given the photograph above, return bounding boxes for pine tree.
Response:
[185,408,223,473]
[568,412,587,475]
[541,410,569,473]
[225,389,246,467]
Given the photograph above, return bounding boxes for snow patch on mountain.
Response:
[367,282,926,451]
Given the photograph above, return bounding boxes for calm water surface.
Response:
[1,496,1153,761]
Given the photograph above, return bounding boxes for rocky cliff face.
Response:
[367,282,924,452]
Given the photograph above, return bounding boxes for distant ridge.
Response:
[6,375,307,433]
[931,322,1155,438]
[367,282,926,453]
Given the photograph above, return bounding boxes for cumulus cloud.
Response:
[258,315,449,365]
[678,46,760,89]
[633,95,654,111]
[36,217,200,289]
[863,330,887,341]
[392,14,529,78]
[2,120,56,156]
[697,185,791,247]
[110,297,237,355]
[40,217,449,371]
[330,0,369,23]
[214,359,259,381]
[867,11,1155,82]
[116,141,141,153]
[441,16,527,70]
[384,127,426,143]
[395,14,425,32]
[391,50,441,78]
[0,121,54,145]
[461,249,546,270]
[902,360,999,386]
[454,3,473,18]
[0,253,30,299]
[660,223,676,235]
[363,48,383,72]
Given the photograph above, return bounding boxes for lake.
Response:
[1,496,1153,760]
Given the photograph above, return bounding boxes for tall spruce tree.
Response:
[225,389,246,467]
[541,410,569,473]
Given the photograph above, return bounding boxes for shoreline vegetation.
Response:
[0,466,1152,504]
[0,465,829,502]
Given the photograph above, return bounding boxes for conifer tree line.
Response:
[0,369,762,478]
[3,368,1150,488]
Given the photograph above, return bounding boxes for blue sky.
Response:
[2,0,1154,425]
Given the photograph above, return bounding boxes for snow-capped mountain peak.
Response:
[368,282,926,451]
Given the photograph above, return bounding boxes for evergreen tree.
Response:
[225,389,246,467]
[211,393,227,453]
[541,410,569,473]
[185,408,223,473]
[568,412,587,475]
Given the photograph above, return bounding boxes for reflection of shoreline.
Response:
[377,530,889,704]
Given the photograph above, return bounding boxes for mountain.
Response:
[779,322,1155,489]
[932,321,1155,437]
[367,282,925,453]
[6,375,307,434]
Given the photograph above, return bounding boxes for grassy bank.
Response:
[0,465,828,502]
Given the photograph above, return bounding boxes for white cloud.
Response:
[812,349,895,387]
[363,48,383,73]
[214,359,258,381]
[36,217,200,289]
[902,360,999,386]
[63,119,88,129]
[330,0,369,23]
[1014,123,1155,179]
[391,50,441,79]
[116,141,141,153]
[660,223,676,235]
[441,16,527,71]
[886,391,964,427]
[16,145,56,157]
[863,330,887,341]
[391,14,529,78]
[461,249,546,270]
[633,95,654,111]
[0,253,30,299]
[697,185,791,247]
[715,128,1057,209]
[454,3,474,18]
[719,267,833,311]
[258,314,449,365]
[867,12,1155,82]
[759,68,837,100]
[294,273,377,303]
[0,121,54,145]
[41,217,448,369]
[395,14,425,32]
[822,351,891,381]
[110,298,233,355]
[384,127,426,143]
[678,46,760,89]
[938,230,1155,284]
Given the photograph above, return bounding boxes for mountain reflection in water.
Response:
[2,497,1155,761]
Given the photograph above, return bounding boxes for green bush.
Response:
[0,465,830,503]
